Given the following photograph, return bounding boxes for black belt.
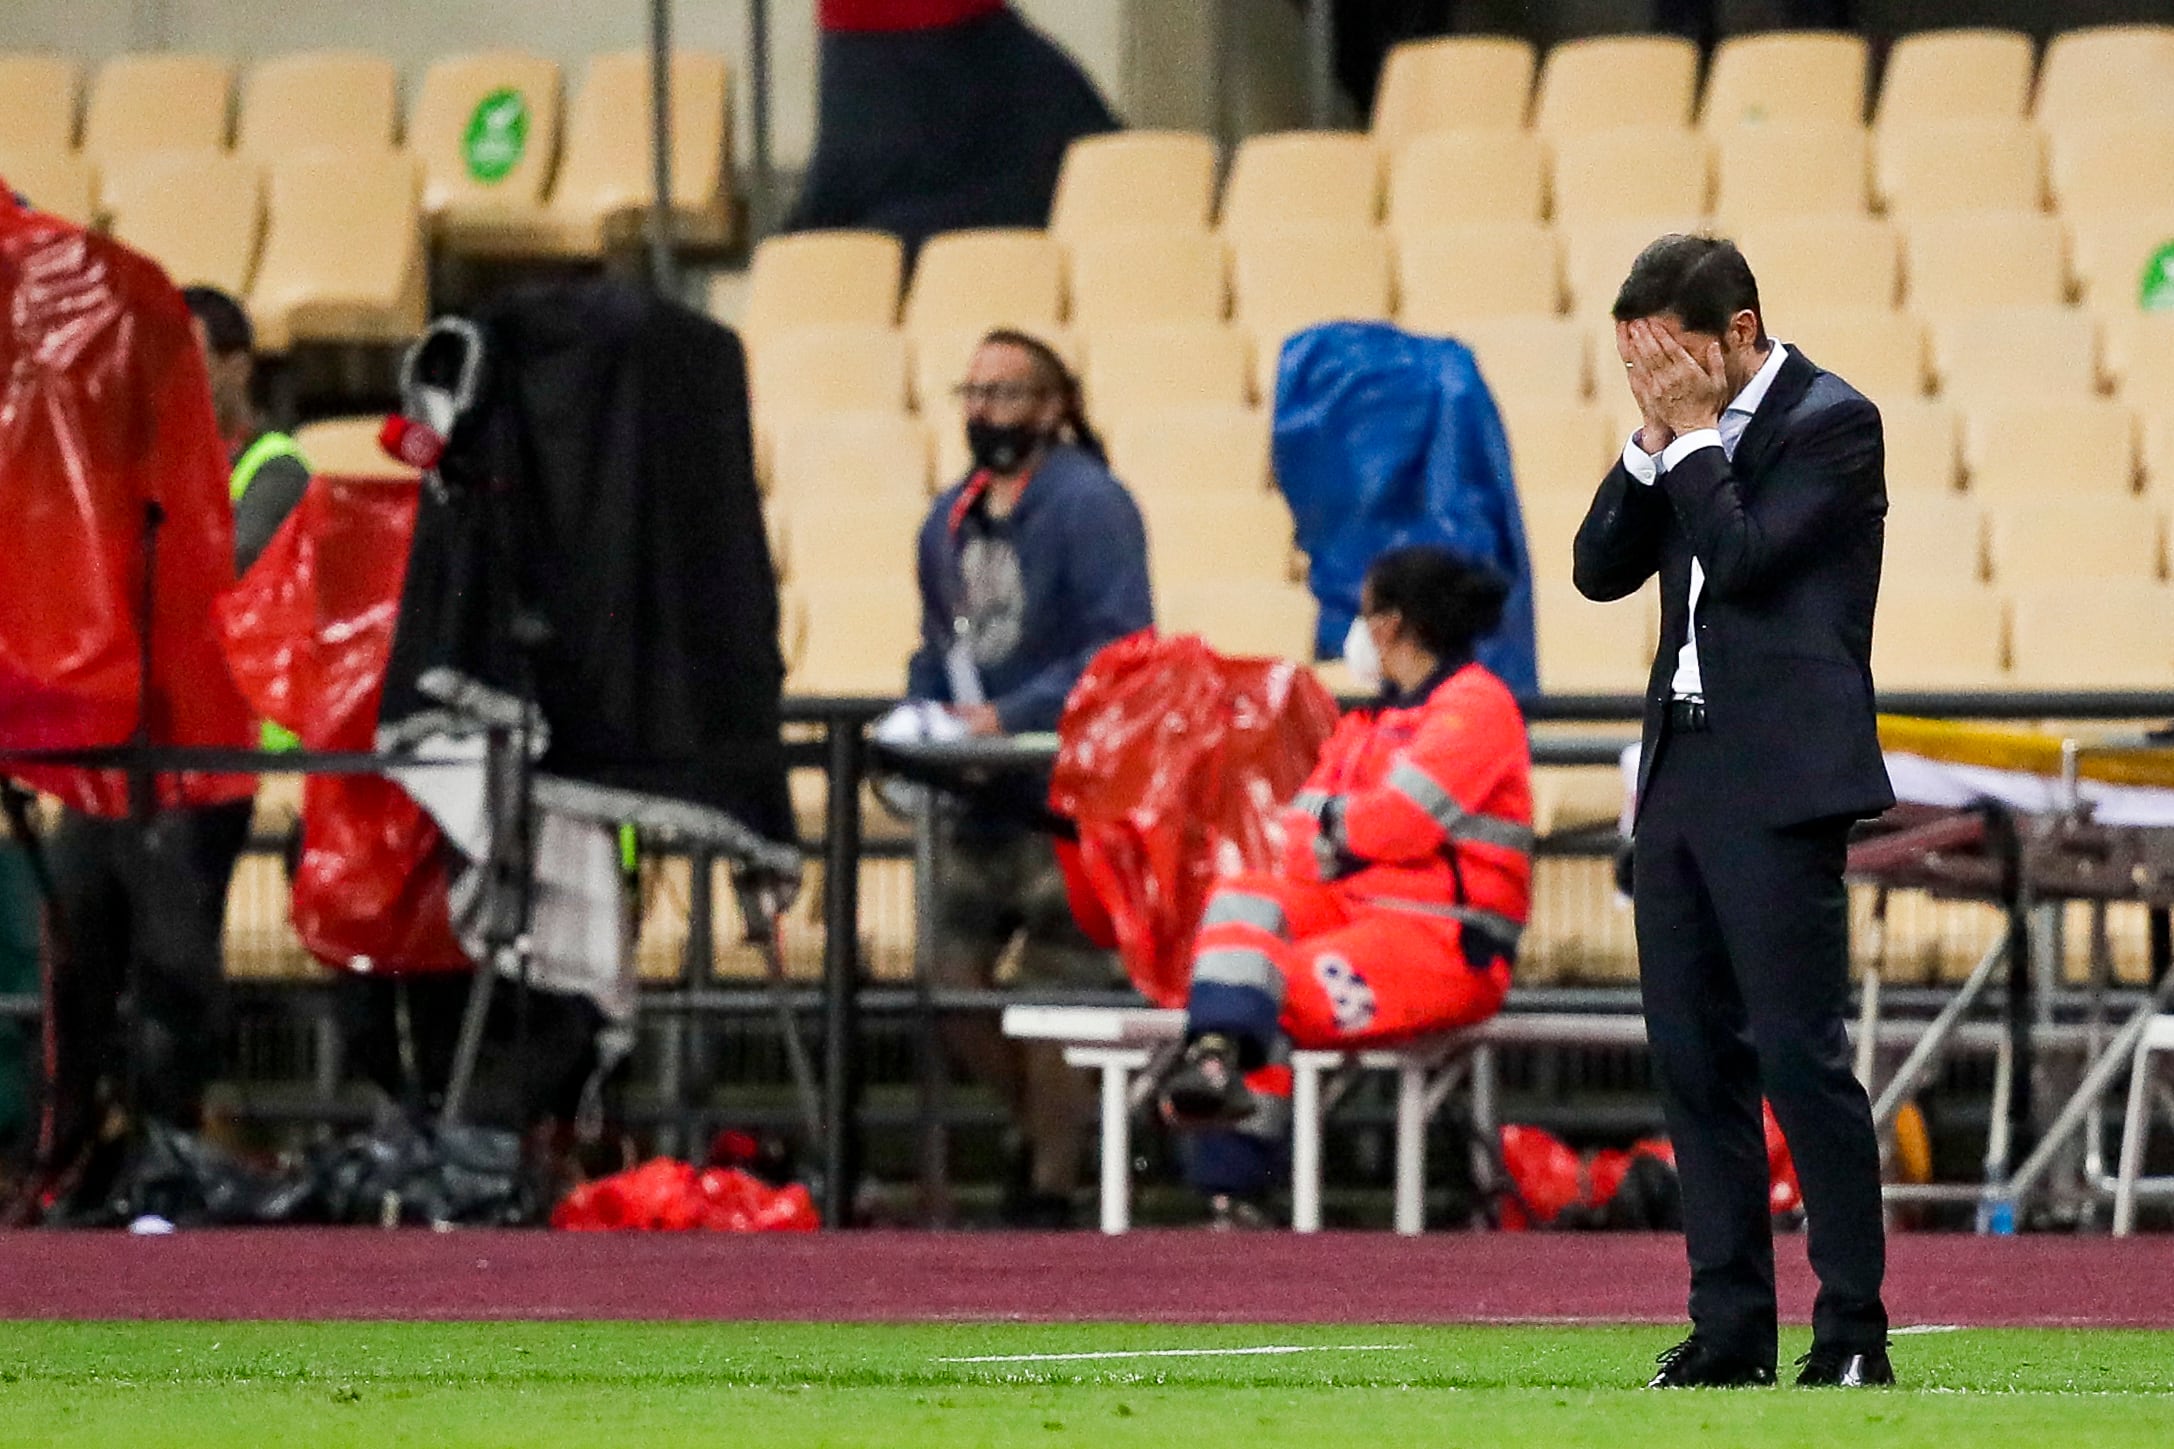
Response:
[1667,696,1710,733]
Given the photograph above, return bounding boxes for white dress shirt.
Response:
[1619,340,1792,698]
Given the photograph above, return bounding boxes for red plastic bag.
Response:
[551,1158,820,1232]
[1764,1100,1803,1216]
[1048,631,1341,1006]
[1497,1123,1585,1231]
[0,189,253,813]
[216,475,468,973]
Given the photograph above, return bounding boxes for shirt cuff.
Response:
[1660,428,1724,473]
[1621,433,1660,486]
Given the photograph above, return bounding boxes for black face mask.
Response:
[967,419,1045,476]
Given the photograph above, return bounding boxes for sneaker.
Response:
[1206,1193,1275,1231]
[1159,1033,1255,1128]
[1646,1336,1777,1389]
[1795,1342,1895,1388]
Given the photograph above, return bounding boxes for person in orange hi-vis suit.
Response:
[1158,546,1533,1221]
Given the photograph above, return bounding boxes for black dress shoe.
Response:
[1159,1033,1257,1127]
[1795,1342,1895,1387]
[1646,1336,1777,1388]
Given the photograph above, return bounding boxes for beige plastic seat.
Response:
[1519,492,1591,592]
[1879,399,1961,493]
[237,52,398,162]
[83,54,233,160]
[1159,581,1317,661]
[1712,123,1871,223]
[1550,128,1711,226]
[769,411,931,504]
[1397,223,1560,331]
[748,325,910,429]
[1219,131,1383,238]
[2109,312,2174,402]
[1067,228,1227,329]
[1050,130,1218,239]
[1499,401,1615,497]
[1107,405,1271,498]
[1873,29,2036,131]
[1084,324,1252,417]
[409,52,563,239]
[1561,217,1703,317]
[1142,493,1297,590]
[1964,396,2135,498]
[908,324,1077,415]
[1872,583,2005,689]
[1988,496,2161,585]
[1535,579,1651,693]
[293,416,416,479]
[1371,36,1536,148]
[1456,316,1589,402]
[1386,130,1546,232]
[1882,494,1984,582]
[2068,209,2174,311]
[2050,117,2174,217]
[1782,308,1927,401]
[1932,308,2099,403]
[103,152,263,294]
[0,54,79,154]
[776,497,932,586]
[1701,31,1870,131]
[1735,216,1900,319]
[904,228,1065,334]
[2034,25,2174,133]
[739,230,901,339]
[2007,578,2174,688]
[0,148,94,227]
[453,50,732,257]
[2147,409,2174,498]
[1902,212,2068,316]
[1876,121,2044,217]
[1230,225,1393,393]
[787,578,923,696]
[248,150,426,351]
[1534,35,1699,139]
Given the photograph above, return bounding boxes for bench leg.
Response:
[1292,1056,1327,1233]
[2115,1034,2154,1237]
[1395,1060,1426,1235]
[1099,1061,1132,1235]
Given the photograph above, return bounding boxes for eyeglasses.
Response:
[952,381,1049,407]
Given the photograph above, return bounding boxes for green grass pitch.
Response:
[4,1322,2173,1447]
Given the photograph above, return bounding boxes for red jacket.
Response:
[820,0,1004,30]
[1280,662,1533,959]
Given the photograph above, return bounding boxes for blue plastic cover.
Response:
[1271,323,1538,697]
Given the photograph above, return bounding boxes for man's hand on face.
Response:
[1619,320,1675,456]
[1626,318,1730,442]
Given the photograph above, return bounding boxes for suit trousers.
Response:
[1633,725,1887,1358]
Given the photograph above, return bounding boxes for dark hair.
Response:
[1611,234,1766,342]
[980,327,1106,463]
[1364,545,1508,661]
[183,285,254,357]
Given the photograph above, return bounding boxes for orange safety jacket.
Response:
[1279,660,1534,963]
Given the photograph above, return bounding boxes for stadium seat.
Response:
[1931,308,2099,403]
[1712,123,1871,223]
[1783,308,1927,400]
[1734,216,1900,319]
[2049,117,2174,217]
[236,51,399,161]
[2007,578,2174,688]
[2108,312,2174,402]
[1498,401,1615,498]
[769,411,932,504]
[1230,225,1393,392]
[2034,25,2174,133]
[904,228,1065,334]
[1158,581,1318,661]
[1879,399,1961,494]
[1371,35,1536,148]
[1534,579,1651,693]
[1875,120,2045,216]
[1872,28,2035,130]
[1986,496,2161,585]
[102,151,263,295]
[1106,404,1272,497]
[909,324,1078,415]
[0,147,94,227]
[1871,583,2005,689]
[1533,35,1699,138]
[1550,127,1711,225]
[82,54,233,159]
[1455,316,1589,402]
[787,578,922,696]
[2068,209,2174,311]
[739,229,903,338]
[409,52,563,241]
[2146,409,2174,498]
[0,54,79,154]
[248,151,426,351]
[1083,324,1252,416]
[749,325,910,428]
[1396,224,1561,331]
[1219,131,1383,237]
[1050,130,1219,238]
[1700,31,1870,131]
[1067,227,1228,329]
[1519,493,1587,592]
[1881,494,1985,583]
[1140,493,1297,591]
[1385,130,1547,232]
[1902,211,2069,316]
[293,416,418,479]
[1561,217,1703,316]
[775,497,931,585]
[1963,397,2135,499]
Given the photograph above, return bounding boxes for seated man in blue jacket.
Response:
[906,328,1153,1227]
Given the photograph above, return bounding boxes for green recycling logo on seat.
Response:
[2144,240,2174,312]
[463,88,530,184]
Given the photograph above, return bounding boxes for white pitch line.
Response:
[1891,1324,1966,1336]
[936,1344,1412,1365]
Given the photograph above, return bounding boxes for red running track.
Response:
[2,1230,2171,1326]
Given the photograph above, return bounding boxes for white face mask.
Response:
[1342,616,1383,692]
